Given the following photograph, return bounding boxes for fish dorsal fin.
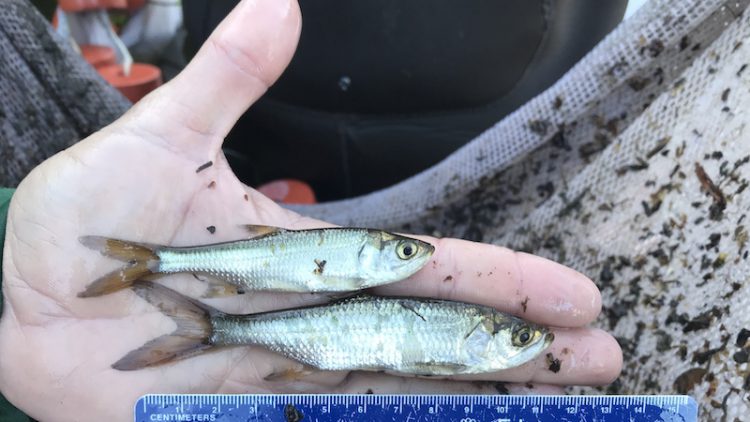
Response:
[242,224,286,239]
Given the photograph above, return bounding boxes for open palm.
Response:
[0,0,621,420]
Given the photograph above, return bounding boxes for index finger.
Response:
[373,237,601,327]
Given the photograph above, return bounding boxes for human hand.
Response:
[0,0,621,420]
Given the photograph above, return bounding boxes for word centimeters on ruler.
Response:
[135,394,698,421]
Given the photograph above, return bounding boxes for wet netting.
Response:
[295,0,750,418]
[0,0,130,187]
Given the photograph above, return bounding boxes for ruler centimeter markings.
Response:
[135,394,697,421]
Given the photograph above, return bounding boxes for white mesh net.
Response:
[294,0,750,418]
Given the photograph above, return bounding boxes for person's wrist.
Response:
[0,188,14,313]
[0,189,25,420]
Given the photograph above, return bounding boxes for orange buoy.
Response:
[127,0,146,11]
[58,0,128,12]
[257,179,317,204]
[98,63,162,103]
[80,44,116,68]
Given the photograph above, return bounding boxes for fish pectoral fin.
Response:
[241,224,286,239]
[264,364,319,382]
[195,274,245,298]
[403,362,470,376]
[353,277,370,288]
[307,276,368,293]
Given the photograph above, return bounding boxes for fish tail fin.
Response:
[77,236,161,297]
[112,281,223,371]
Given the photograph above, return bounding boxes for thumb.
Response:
[130,0,301,152]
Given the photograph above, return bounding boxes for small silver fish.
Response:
[113,282,554,375]
[77,226,434,297]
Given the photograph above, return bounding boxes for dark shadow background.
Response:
[31,0,627,201]
[183,1,626,200]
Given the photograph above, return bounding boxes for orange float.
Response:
[257,179,317,204]
[97,63,162,103]
[57,0,162,102]
[126,0,146,11]
[79,44,116,68]
[58,0,127,12]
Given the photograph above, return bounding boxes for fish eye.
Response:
[396,240,418,260]
[512,326,534,347]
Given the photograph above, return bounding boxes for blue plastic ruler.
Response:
[135,394,697,421]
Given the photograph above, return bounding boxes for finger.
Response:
[335,372,565,395]
[453,327,622,386]
[373,237,602,327]
[502,383,565,395]
[132,0,301,151]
